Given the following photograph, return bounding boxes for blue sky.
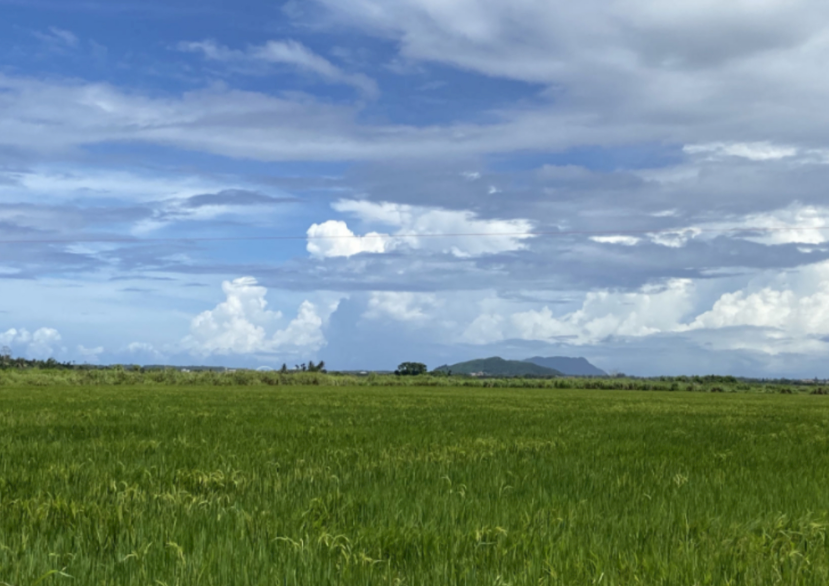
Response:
[3,0,829,376]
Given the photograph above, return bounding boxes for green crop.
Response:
[1,385,828,585]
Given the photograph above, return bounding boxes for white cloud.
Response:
[712,204,829,246]
[127,342,165,361]
[648,228,702,248]
[685,265,829,334]
[34,27,78,48]
[364,291,439,321]
[311,0,829,155]
[76,345,104,363]
[684,142,799,161]
[675,264,829,354]
[2,74,574,162]
[306,220,390,258]
[0,327,62,358]
[0,328,30,346]
[185,276,281,354]
[310,199,534,258]
[271,301,325,349]
[461,279,696,346]
[179,39,378,97]
[687,288,798,331]
[452,258,829,355]
[4,53,829,166]
[1,165,227,204]
[633,203,829,249]
[590,235,641,246]
[460,313,505,345]
[183,276,327,355]
[512,279,695,344]
[28,328,62,358]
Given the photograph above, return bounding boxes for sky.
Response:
[3,0,829,376]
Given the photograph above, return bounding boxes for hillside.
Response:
[525,356,606,376]
[432,357,562,377]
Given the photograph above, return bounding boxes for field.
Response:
[1,384,828,585]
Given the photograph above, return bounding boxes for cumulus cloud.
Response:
[364,291,439,321]
[460,280,695,346]
[1,327,63,358]
[683,264,829,353]
[308,199,534,258]
[271,301,325,348]
[183,277,327,355]
[179,39,378,97]
[76,345,104,363]
[451,257,829,356]
[127,342,165,361]
[7,1,829,375]
[460,313,505,345]
[514,280,696,345]
[306,220,389,258]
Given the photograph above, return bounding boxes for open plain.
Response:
[1,384,828,585]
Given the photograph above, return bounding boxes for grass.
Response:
[1,385,828,585]
[0,367,821,394]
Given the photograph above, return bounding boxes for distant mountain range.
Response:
[433,357,561,376]
[432,356,605,377]
[525,356,606,376]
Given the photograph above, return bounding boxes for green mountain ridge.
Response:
[432,357,562,377]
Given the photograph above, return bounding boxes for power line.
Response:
[0,225,827,246]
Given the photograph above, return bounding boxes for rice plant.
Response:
[1,385,828,584]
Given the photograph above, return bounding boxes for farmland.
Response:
[1,384,828,585]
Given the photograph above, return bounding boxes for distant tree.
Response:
[280,363,288,374]
[0,346,10,368]
[395,362,427,376]
[305,360,326,373]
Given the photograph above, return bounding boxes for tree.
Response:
[280,363,288,374]
[306,360,325,373]
[395,362,427,376]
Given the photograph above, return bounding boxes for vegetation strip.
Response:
[1,385,828,584]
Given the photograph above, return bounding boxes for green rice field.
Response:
[1,384,828,585]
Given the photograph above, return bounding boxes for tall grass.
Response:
[0,368,817,394]
[1,385,828,584]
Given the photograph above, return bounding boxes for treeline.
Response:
[0,367,826,394]
[0,355,75,370]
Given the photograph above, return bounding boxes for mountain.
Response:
[432,357,562,377]
[524,356,606,376]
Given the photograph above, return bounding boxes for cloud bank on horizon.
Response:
[2,0,829,376]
